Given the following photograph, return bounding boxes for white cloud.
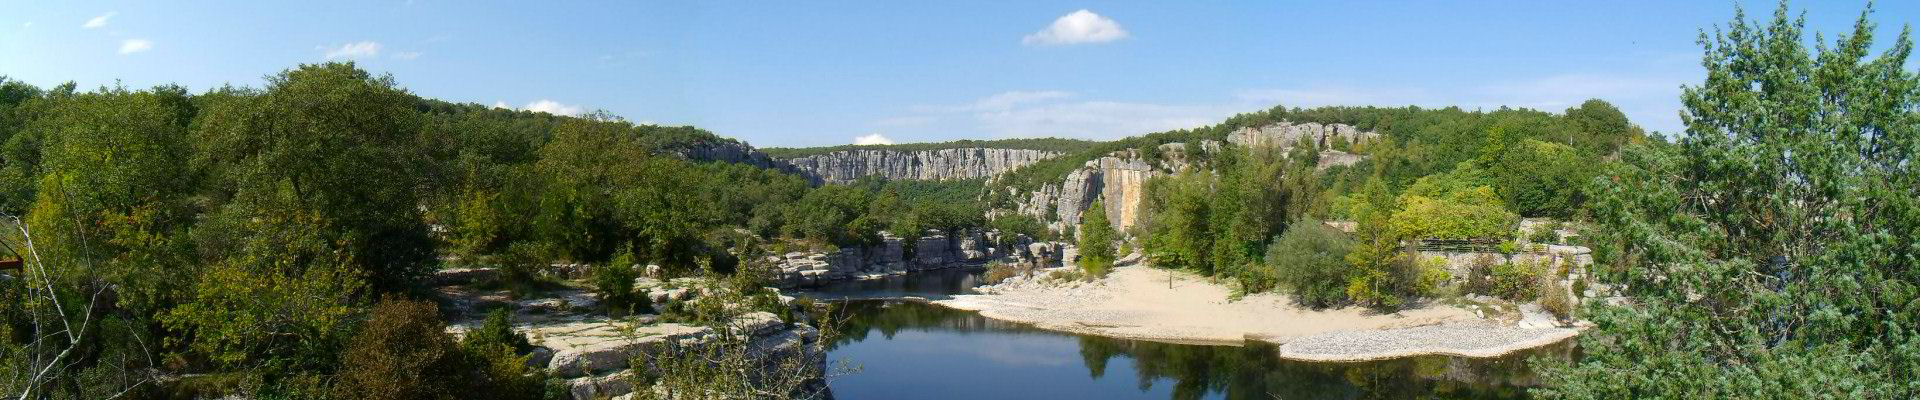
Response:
[522,99,586,116]
[118,39,152,55]
[853,133,896,145]
[493,101,511,109]
[1023,10,1128,46]
[391,51,421,60]
[323,41,382,60]
[21,22,33,29]
[83,12,114,29]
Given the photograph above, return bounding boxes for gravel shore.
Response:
[933,264,1579,361]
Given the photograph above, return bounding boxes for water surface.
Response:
[799,269,1569,400]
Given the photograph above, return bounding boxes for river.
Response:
[796,267,1571,400]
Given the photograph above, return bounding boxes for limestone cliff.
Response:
[995,121,1381,238]
[781,148,1063,183]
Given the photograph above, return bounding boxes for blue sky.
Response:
[2,1,1914,147]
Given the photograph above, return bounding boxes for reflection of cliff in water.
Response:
[828,300,1572,400]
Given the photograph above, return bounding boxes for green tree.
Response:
[1078,200,1117,276]
[195,62,434,291]
[1344,179,1409,309]
[1537,4,1920,398]
[1264,220,1356,308]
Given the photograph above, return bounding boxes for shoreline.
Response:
[929,264,1580,362]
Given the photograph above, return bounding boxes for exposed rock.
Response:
[537,320,710,378]
[783,148,1063,184]
[1000,122,1380,238]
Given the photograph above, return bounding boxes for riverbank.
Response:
[932,262,1579,361]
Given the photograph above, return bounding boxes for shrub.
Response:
[333,296,467,400]
[1539,278,1574,321]
[983,262,1020,285]
[1463,254,1501,295]
[465,307,532,353]
[593,250,641,316]
[1489,260,1543,301]
[1414,256,1454,298]
[1528,224,1558,244]
[1264,221,1356,308]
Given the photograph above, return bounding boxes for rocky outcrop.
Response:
[997,121,1380,238]
[436,273,826,400]
[667,139,802,173]
[770,229,1070,286]
[1226,121,1381,150]
[782,148,1063,184]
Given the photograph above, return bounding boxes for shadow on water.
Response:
[799,272,1573,400]
[794,267,989,301]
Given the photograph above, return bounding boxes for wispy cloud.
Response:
[83,12,114,29]
[118,39,152,55]
[522,99,586,116]
[1023,10,1128,46]
[391,51,421,60]
[853,133,895,145]
[21,21,33,29]
[322,41,382,60]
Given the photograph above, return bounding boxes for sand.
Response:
[933,262,1579,361]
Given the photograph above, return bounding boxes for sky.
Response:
[2,1,1915,148]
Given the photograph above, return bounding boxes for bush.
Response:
[1414,256,1453,298]
[333,296,468,400]
[465,308,532,353]
[1538,278,1574,321]
[983,262,1020,285]
[1488,260,1543,301]
[593,250,642,317]
[1263,221,1355,308]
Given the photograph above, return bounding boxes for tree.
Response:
[1487,139,1588,217]
[1078,200,1116,276]
[1537,4,1920,398]
[195,62,434,291]
[1264,220,1356,308]
[1344,179,1410,309]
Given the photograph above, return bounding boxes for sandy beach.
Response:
[933,262,1579,361]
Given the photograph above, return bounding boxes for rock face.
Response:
[782,148,1063,184]
[998,121,1379,238]
[771,229,1063,286]
[667,138,802,173]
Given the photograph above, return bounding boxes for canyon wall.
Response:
[781,148,1064,183]
[998,121,1381,238]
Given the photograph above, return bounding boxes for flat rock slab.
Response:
[1276,323,1580,361]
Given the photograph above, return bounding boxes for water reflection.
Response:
[825,300,1568,400]
[796,267,989,301]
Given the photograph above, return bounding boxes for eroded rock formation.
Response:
[781,148,1063,184]
[997,121,1381,238]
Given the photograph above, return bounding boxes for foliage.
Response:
[195,63,436,292]
[1077,200,1117,277]
[1262,220,1355,308]
[165,210,364,374]
[1390,185,1517,240]
[1537,4,1920,398]
[332,296,469,400]
[594,250,644,317]
[1486,261,1542,301]
[1344,179,1413,309]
